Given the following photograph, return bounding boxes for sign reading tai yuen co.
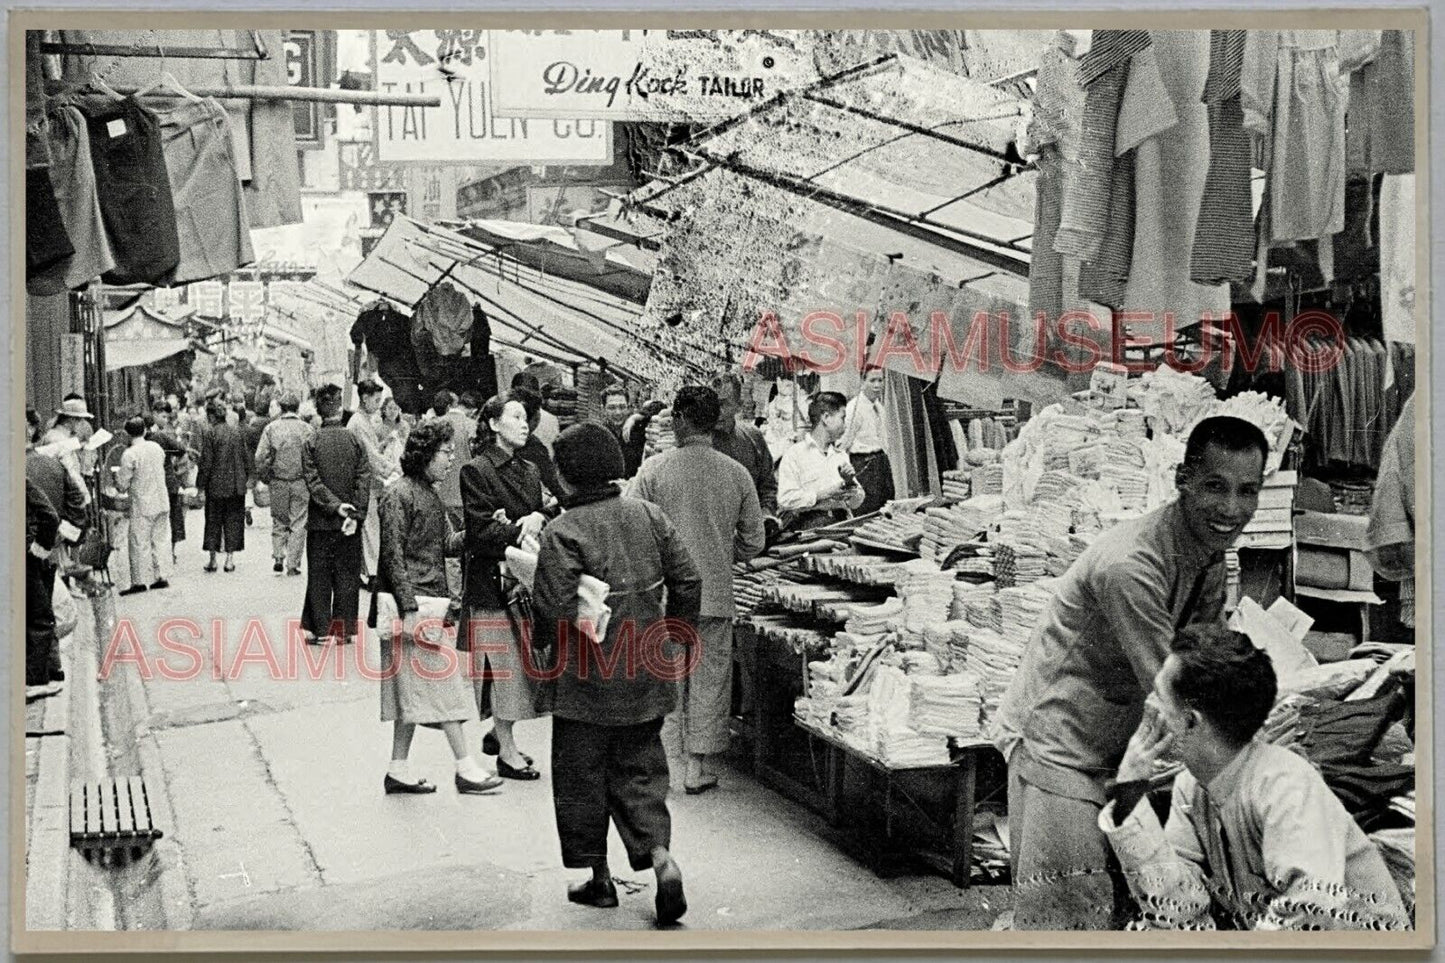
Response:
[372,30,612,164]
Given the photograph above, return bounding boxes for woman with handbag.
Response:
[533,423,703,925]
[372,420,503,796]
[196,398,252,572]
[459,393,551,780]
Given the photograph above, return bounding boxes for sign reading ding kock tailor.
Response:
[372,30,612,165]
[487,29,820,121]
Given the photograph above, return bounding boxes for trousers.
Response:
[128,509,172,587]
[1007,758,1133,930]
[552,716,671,871]
[268,478,309,572]
[662,615,733,758]
[301,527,362,639]
[203,493,245,553]
[26,558,59,687]
[850,450,895,515]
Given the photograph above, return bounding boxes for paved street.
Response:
[102,506,1006,931]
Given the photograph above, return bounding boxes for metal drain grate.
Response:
[69,777,163,862]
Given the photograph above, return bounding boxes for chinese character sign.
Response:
[188,281,225,318]
[228,281,267,324]
[372,30,611,164]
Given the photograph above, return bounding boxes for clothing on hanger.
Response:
[153,96,255,284]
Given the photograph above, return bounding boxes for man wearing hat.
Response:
[42,397,96,505]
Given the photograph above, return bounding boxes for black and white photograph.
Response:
[13,13,1430,952]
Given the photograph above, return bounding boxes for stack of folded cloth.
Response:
[971,462,1005,496]
[956,628,1018,722]
[997,583,1056,651]
[868,666,951,767]
[1110,408,1148,440]
[1045,533,1092,577]
[830,694,871,747]
[899,650,945,676]
[644,411,675,457]
[941,469,971,503]
[994,543,1048,587]
[966,595,1004,633]
[1099,463,1149,511]
[950,579,995,620]
[898,566,957,630]
[808,552,901,585]
[909,672,985,740]
[844,596,903,636]
[922,624,961,671]
[853,513,926,551]
[1030,470,1081,506]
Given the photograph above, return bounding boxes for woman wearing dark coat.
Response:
[372,420,503,796]
[533,423,703,926]
[459,393,551,779]
[196,398,252,572]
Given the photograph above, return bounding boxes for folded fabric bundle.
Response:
[909,672,985,739]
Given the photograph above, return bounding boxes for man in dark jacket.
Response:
[27,478,63,701]
[26,408,84,689]
[534,422,701,925]
[300,384,369,644]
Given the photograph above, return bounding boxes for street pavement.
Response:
[102,506,1006,932]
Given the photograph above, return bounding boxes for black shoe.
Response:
[383,773,437,795]
[49,668,66,683]
[286,568,302,577]
[496,758,541,781]
[118,585,148,596]
[567,877,619,908]
[455,772,505,794]
[274,559,284,573]
[246,509,254,526]
[149,579,169,590]
[654,857,687,925]
[481,732,532,766]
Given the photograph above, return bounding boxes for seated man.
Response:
[1102,624,1410,931]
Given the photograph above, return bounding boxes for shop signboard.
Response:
[487,29,818,120]
[372,30,611,164]
[286,30,323,147]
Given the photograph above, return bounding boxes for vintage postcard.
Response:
[12,9,1431,954]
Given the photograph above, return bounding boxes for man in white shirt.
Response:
[1100,623,1409,931]
[777,391,865,530]
[347,380,393,586]
[116,416,172,595]
[840,365,894,514]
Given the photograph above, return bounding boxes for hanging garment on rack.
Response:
[1119,30,1229,342]
[28,105,117,295]
[1190,30,1255,285]
[153,97,255,284]
[1053,32,1133,263]
[412,281,473,357]
[80,96,181,286]
[1243,31,1349,244]
[26,157,75,280]
[351,303,427,413]
[1348,29,1414,176]
[1077,150,1134,308]
[57,29,303,228]
[1378,174,1417,354]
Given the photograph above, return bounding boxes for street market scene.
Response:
[19,22,1423,943]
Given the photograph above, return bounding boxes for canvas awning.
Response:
[105,337,193,371]
[345,215,657,379]
[445,217,656,305]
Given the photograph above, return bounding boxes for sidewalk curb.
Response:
[96,592,198,932]
[24,627,73,932]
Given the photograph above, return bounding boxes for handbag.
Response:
[53,577,79,638]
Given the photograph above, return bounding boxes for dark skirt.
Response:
[202,493,245,552]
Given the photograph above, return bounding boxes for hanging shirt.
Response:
[994,501,1227,802]
[842,393,886,455]
[1101,739,1410,930]
[1366,395,1414,626]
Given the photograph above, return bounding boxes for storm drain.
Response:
[70,777,163,865]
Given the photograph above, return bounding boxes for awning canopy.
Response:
[105,337,193,371]
[345,215,653,379]
[444,217,656,305]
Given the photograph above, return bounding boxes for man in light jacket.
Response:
[255,393,316,576]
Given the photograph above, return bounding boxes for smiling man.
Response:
[991,415,1268,930]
